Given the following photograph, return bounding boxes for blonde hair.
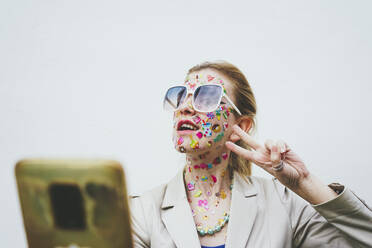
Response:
[187,61,257,178]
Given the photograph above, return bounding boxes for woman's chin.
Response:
[174,143,221,154]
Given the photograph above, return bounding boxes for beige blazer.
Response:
[130,168,372,248]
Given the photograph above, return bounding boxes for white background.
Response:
[1,0,371,246]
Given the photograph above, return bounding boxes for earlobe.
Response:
[238,117,252,133]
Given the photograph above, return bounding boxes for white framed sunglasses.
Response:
[163,84,242,115]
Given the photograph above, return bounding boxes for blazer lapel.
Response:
[161,168,201,248]
[225,172,258,248]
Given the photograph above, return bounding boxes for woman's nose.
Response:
[178,95,196,116]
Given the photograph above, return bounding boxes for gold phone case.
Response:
[15,159,133,248]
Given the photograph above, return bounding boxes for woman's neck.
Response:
[183,147,233,197]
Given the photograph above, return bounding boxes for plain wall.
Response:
[1,0,371,246]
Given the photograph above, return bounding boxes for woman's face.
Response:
[172,69,238,154]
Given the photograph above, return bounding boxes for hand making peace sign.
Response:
[225,125,310,191]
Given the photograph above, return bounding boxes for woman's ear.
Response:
[238,117,252,133]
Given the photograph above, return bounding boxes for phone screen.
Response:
[49,183,86,230]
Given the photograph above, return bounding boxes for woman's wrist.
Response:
[292,173,338,205]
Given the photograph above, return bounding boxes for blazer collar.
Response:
[161,168,186,209]
[225,171,259,248]
[161,167,259,248]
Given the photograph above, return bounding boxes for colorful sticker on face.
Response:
[196,132,203,139]
[207,163,212,169]
[213,157,221,165]
[185,81,196,90]
[207,75,215,82]
[194,190,202,197]
[213,132,224,143]
[222,152,228,160]
[198,199,208,209]
[220,190,227,199]
[216,109,221,120]
[212,124,221,133]
[200,163,207,169]
[197,207,206,214]
[193,116,201,124]
[197,206,206,213]
[201,176,208,181]
[207,141,212,147]
[187,181,195,191]
[190,135,199,149]
[179,146,186,153]
[206,112,215,120]
[177,137,184,145]
[223,123,228,131]
[202,123,212,137]
[194,164,200,169]
[211,175,217,183]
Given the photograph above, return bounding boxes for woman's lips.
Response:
[176,119,199,135]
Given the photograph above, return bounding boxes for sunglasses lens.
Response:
[163,86,187,111]
[193,85,222,112]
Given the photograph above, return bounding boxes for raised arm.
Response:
[226,124,372,247]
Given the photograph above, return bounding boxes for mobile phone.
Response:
[15,159,133,248]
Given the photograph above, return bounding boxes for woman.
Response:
[130,61,372,248]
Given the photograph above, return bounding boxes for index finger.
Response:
[232,125,262,150]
